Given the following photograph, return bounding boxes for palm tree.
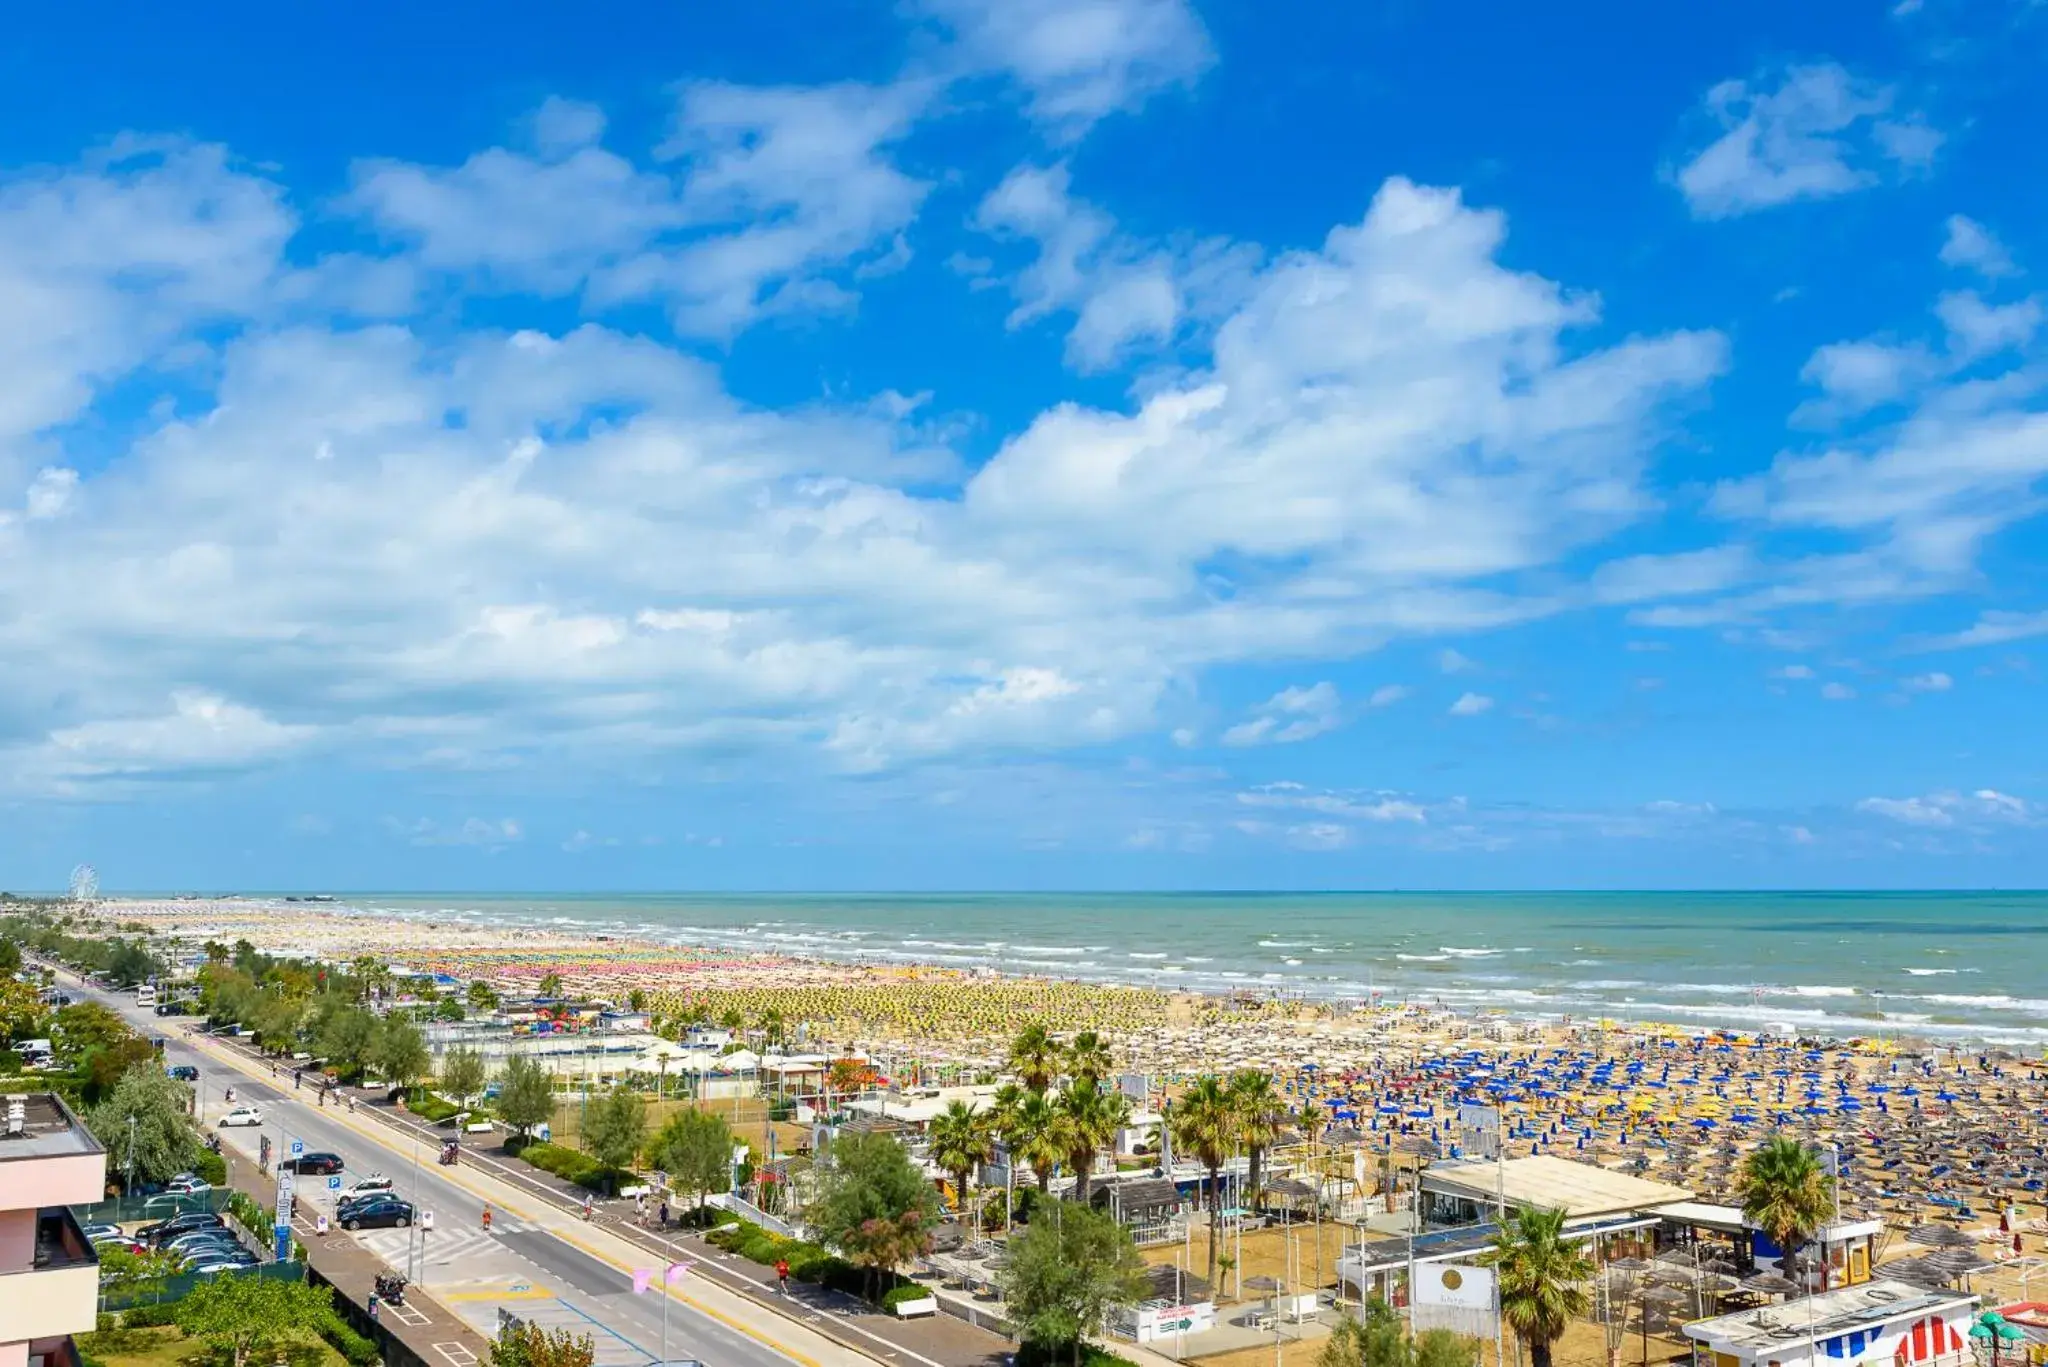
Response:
[466,979,498,1013]
[1740,1136,1834,1285]
[1066,1031,1114,1089]
[537,971,565,1000]
[1229,1070,1286,1210]
[927,1100,995,1214]
[1483,1205,1593,1367]
[1009,1023,1061,1093]
[1004,1089,1070,1194]
[1170,1075,1239,1289]
[1058,1081,1133,1204]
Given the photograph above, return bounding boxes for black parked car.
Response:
[285,1151,344,1175]
[139,1211,225,1247]
[338,1196,414,1230]
[167,1064,199,1081]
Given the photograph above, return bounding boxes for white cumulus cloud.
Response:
[1672,63,1938,219]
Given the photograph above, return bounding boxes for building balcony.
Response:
[0,1208,99,1346]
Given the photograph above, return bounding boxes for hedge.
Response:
[118,1303,177,1330]
[505,1137,636,1194]
[320,1311,381,1365]
[405,1091,461,1123]
[192,1149,227,1186]
[881,1285,931,1311]
[706,1218,900,1302]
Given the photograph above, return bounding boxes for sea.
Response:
[321,890,2048,1047]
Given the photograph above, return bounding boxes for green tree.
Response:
[81,1033,159,1107]
[1065,1031,1114,1090]
[88,1062,205,1186]
[1003,1089,1070,1196]
[1001,1198,1147,1366]
[1008,1023,1061,1093]
[926,1099,995,1214]
[1482,1205,1594,1367]
[441,1046,489,1108]
[1228,1069,1287,1210]
[0,937,21,978]
[1169,1075,1238,1289]
[467,979,500,1013]
[809,1130,940,1299]
[316,1006,378,1078]
[645,1107,734,1211]
[174,1270,338,1367]
[0,977,47,1043]
[374,1017,431,1092]
[1739,1136,1833,1283]
[1319,1299,1477,1367]
[104,940,156,988]
[488,1319,595,1367]
[252,994,304,1055]
[581,1087,647,1184]
[435,996,466,1022]
[537,972,565,1000]
[497,1054,555,1137]
[1056,1081,1130,1205]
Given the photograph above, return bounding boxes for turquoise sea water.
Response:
[333,890,2048,1045]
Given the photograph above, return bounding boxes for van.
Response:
[136,985,158,1008]
[11,1040,51,1057]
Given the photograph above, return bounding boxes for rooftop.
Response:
[0,1094,102,1161]
[1683,1281,1974,1351]
[1423,1153,1692,1217]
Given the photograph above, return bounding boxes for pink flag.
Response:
[666,1261,691,1285]
[632,1268,654,1294]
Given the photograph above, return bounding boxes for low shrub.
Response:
[508,1139,635,1193]
[321,1312,381,1365]
[118,1303,177,1330]
[881,1285,932,1311]
[405,1091,461,1123]
[192,1149,227,1186]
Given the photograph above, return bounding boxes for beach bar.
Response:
[1682,1281,1976,1367]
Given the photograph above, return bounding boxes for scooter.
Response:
[438,1141,459,1167]
[373,1272,407,1305]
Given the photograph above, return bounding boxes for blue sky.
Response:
[4,0,2048,892]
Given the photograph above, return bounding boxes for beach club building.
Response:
[1339,1155,1693,1305]
[1654,1199,1885,1288]
[1683,1281,1977,1367]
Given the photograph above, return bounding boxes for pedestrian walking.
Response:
[775,1258,790,1295]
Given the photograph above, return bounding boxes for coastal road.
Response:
[68,974,847,1367]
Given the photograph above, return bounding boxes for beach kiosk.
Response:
[1682,1281,1976,1367]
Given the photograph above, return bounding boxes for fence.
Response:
[74,1189,228,1226]
[712,1193,804,1239]
[101,1259,308,1312]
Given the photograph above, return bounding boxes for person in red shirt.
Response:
[775,1258,790,1295]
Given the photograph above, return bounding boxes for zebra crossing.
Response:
[351,1218,528,1272]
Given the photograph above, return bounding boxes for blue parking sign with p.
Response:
[328,1175,342,1189]
[290,1140,305,1156]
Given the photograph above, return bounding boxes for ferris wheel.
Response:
[68,864,99,905]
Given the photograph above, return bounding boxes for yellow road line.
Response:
[439,1287,555,1303]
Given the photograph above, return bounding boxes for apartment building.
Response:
[0,1095,106,1367]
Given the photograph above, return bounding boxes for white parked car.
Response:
[217,1105,264,1128]
[341,1174,394,1199]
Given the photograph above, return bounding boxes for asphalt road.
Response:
[92,981,797,1367]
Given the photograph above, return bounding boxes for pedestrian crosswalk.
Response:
[352,1220,524,1271]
